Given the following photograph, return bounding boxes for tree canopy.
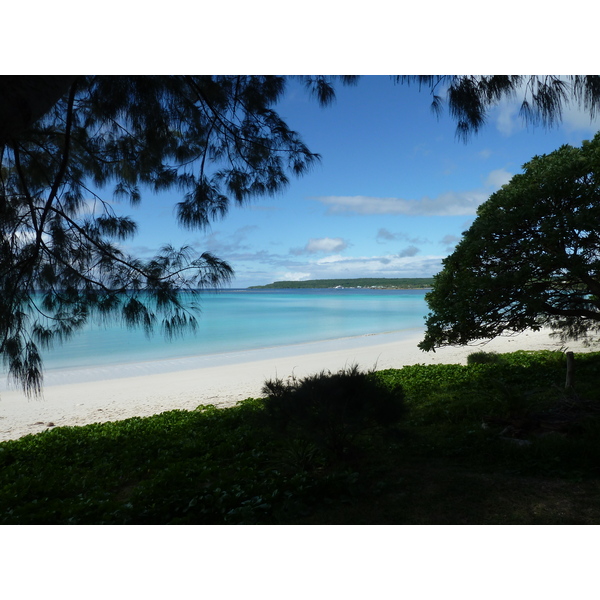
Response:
[419,132,600,352]
[4,76,600,145]
[1,75,362,394]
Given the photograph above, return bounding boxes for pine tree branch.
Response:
[37,80,78,244]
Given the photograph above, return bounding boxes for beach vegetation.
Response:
[1,351,600,524]
[420,133,600,353]
[466,351,503,365]
[261,364,405,456]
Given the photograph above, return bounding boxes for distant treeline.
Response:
[248,278,435,290]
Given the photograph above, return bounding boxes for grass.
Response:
[1,350,600,524]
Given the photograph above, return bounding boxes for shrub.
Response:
[261,365,405,455]
[467,351,503,365]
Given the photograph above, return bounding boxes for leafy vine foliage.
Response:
[0,75,354,395]
[420,132,600,351]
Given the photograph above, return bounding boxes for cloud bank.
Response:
[314,191,489,217]
[290,237,349,255]
[304,253,445,280]
[376,228,429,244]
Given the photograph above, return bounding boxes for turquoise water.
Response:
[22,288,429,372]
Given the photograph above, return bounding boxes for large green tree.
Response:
[0,75,362,395]
[3,75,600,394]
[419,132,600,352]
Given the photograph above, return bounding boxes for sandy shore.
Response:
[0,328,590,442]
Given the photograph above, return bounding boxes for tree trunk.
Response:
[565,351,575,389]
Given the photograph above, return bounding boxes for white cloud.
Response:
[304,253,445,279]
[485,168,513,188]
[315,164,518,218]
[230,247,448,286]
[281,271,311,281]
[314,191,489,217]
[313,253,439,271]
[291,237,349,255]
[307,237,347,253]
[315,253,348,265]
[494,99,521,136]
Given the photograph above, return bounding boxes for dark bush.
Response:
[467,351,504,365]
[261,365,405,455]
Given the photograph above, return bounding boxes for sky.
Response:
[119,76,600,288]
[11,3,598,291]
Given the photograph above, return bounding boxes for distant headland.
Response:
[248,278,434,290]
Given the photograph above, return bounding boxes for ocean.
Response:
[2,288,429,377]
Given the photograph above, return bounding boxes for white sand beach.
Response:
[0,328,591,442]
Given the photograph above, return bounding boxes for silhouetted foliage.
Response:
[261,365,405,455]
[467,351,503,365]
[420,132,600,351]
[397,75,600,140]
[0,75,353,394]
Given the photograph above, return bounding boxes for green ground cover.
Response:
[1,350,600,524]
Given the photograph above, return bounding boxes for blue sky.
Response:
[121,76,600,288]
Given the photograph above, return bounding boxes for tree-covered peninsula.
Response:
[248,278,434,289]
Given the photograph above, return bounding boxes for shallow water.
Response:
[4,288,429,373]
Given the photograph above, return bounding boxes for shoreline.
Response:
[0,327,425,389]
[0,328,591,442]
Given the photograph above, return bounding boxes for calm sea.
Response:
[9,288,429,373]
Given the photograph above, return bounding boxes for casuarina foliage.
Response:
[0,76,355,394]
